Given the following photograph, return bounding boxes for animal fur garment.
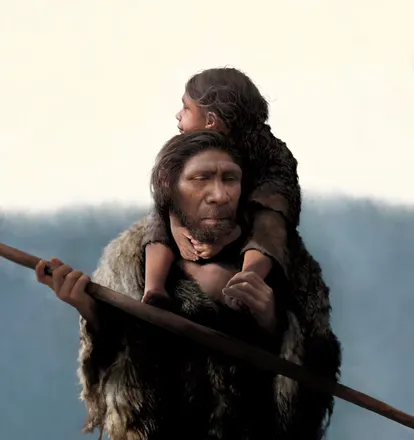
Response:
[78,217,341,440]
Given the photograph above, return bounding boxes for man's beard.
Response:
[171,202,238,245]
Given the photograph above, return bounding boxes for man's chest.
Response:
[179,261,239,303]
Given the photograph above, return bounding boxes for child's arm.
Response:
[143,243,175,298]
[248,136,301,228]
[170,213,200,261]
[241,208,288,280]
[142,210,200,301]
[242,249,273,280]
[241,136,301,280]
[142,210,175,300]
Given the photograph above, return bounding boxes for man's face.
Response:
[172,149,242,244]
[175,93,207,134]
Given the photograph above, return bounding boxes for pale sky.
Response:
[1,0,413,212]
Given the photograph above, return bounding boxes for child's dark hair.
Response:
[185,67,268,133]
[185,67,302,226]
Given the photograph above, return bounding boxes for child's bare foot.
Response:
[142,288,173,311]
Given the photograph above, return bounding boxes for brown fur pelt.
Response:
[78,217,341,440]
[239,127,302,228]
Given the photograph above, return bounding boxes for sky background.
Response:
[1,0,413,212]
[1,2,414,438]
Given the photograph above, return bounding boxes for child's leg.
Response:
[142,243,175,303]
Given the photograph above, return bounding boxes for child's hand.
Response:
[171,224,199,261]
[190,240,222,259]
[191,225,242,259]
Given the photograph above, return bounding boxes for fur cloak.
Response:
[78,216,341,440]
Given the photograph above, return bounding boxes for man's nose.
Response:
[206,182,230,205]
[175,111,181,121]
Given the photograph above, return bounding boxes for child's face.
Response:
[176,93,209,134]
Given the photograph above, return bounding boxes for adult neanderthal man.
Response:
[36,130,341,440]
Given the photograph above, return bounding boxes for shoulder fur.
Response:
[92,217,148,300]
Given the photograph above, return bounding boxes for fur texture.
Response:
[242,129,301,227]
[78,216,341,440]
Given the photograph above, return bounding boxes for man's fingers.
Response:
[44,257,65,276]
[226,271,267,292]
[57,270,84,302]
[222,283,260,310]
[224,295,243,311]
[51,264,74,295]
[71,274,91,301]
[35,260,53,287]
[225,271,260,287]
[50,257,64,266]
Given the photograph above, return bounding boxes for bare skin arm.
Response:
[241,249,273,280]
[239,208,288,279]
[142,212,199,304]
[143,243,175,301]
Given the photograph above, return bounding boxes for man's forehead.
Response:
[183,150,241,173]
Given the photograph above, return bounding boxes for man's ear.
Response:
[205,111,220,129]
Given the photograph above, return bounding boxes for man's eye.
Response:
[193,176,208,181]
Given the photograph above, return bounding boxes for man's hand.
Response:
[191,225,242,259]
[222,271,276,333]
[35,257,98,328]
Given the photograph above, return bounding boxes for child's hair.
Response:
[185,67,268,133]
[185,67,301,226]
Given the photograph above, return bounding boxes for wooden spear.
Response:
[0,241,413,430]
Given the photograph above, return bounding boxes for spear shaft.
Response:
[1,241,413,430]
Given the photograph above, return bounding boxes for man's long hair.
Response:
[150,130,244,217]
[185,67,301,226]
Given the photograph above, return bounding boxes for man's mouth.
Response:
[201,217,229,225]
[177,126,184,134]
